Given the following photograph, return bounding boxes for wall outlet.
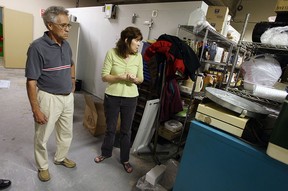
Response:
[152,10,158,17]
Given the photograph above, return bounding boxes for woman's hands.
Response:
[126,73,138,84]
[120,73,139,84]
[103,73,140,84]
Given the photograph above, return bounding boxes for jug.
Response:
[203,74,215,89]
[194,74,204,92]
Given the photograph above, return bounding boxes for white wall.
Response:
[0,0,94,39]
[0,0,277,45]
[68,1,208,99]
[0,0,278,98]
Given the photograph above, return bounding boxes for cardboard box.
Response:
[206,6,229,35]
[158,125,181,140]
[275,0,288,12]
[195,102,249,137]
[83,94,120,136]
[207,18,226,34]
[206,6,229,20]
[214,47,224,63]
[145,165,166,186]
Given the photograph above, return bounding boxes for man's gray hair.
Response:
[42,6,69,29]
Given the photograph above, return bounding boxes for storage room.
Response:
[0,0,287,191]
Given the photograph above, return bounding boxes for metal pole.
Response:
[225,13,250,90]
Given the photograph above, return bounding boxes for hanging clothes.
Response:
[144,34,201,122]
[144,34,201,80]
[160,78,183,122]
[143,40,184,79]
[157,34,201,81]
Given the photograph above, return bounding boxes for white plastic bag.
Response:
[188,8,206,27]
[187,8,209,34]
[136,176,167,191]
[241,54,282,87]
[260,26,288,46]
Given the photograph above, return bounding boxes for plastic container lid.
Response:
[164,120,183,132]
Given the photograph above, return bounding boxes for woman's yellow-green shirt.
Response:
[101,48,144,97]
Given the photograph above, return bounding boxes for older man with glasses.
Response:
[25,6,76,182]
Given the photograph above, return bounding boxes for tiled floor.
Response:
[0,64,165,191]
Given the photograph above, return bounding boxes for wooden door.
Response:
[3,7,33,68]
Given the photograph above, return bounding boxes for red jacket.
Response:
[144,40,186,78]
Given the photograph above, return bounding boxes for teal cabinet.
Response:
[174,120,288,191]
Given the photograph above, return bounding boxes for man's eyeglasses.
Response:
[53,23,72,30]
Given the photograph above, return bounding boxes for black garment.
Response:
[158,34,201,81]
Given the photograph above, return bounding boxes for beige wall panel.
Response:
[67,22,80,77]
[3,7,33,68]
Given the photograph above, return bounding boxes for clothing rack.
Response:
[137,35,201,164]
[137,61,170,165]
[138,60,191,164]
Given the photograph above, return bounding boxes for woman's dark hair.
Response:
[116,26,143,58]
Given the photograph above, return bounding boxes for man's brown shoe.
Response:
[54,158,76,168]
[38,169,50,182]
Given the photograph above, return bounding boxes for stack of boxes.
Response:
[275,0,288,22]
[275,0,288,12]
[206,6,229,36]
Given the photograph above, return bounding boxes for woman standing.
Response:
[94,27,144,173]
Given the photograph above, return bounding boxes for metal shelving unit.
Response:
[241,41,288,53]
[173,16,286,161]
[171,24,241,158]
[227,88,282,107]
[177,15,284,108]
[177,23,243,90]
[223,13,287,120]
[178,25,236,77]
[178,25,237,47]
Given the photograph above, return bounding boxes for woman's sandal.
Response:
[122,162,133,173]
[94,155,109,163]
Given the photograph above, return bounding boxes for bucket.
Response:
[75,79,82,91]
